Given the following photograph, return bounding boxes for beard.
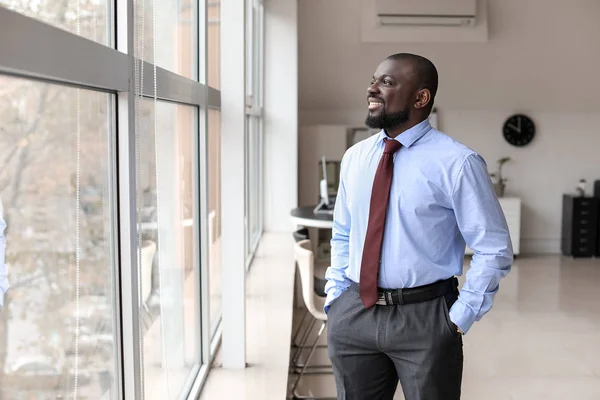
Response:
[365,108,410,131]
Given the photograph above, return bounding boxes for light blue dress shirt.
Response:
[324,119,513,333]
[0,197,7,310]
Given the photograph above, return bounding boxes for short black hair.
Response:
[386,53,438,108]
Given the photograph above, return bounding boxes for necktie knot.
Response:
[383,138,402,154]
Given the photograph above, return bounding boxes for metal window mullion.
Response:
[198,108,211,364]
[186,97,213,400]
[108,94,125,400]
[199,0,212,366]
[116,0,142,398]
[257,116,264,237]
[258,2,265,110]
[257,1,265,237]
[140,62,208,106]
[244,115,250,262]
[182,105,207,400]
[207,87,222,108]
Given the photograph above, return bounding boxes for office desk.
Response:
[290,206,333,229]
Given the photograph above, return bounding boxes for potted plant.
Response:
[489,157,511,198]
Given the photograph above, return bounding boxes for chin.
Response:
[365,115,384,130]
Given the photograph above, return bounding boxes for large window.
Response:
[137,101,201,398]
[0,76,116,399]
[0,0,220,398]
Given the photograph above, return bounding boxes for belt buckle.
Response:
[377,292,386,305]
[385,291,393,305]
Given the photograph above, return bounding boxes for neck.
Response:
[385,115,428,138]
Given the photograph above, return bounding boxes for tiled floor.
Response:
[290,255,600,400]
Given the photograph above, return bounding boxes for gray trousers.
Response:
[327,283,463,400]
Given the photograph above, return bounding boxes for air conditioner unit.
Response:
[375,0,477,27]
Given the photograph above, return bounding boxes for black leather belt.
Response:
[376,277,458,306]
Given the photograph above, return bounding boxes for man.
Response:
[324,53,513,400]
[0,197,7,311]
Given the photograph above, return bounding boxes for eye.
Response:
[383,79,393,86]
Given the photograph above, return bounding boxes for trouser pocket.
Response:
[440,294,459,336]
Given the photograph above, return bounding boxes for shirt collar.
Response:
[375,119,432,148]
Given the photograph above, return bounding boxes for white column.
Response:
[264,0,298,232]
[221,0,247,369]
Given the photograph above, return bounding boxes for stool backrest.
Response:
[294,239,320,317]
[293,228,309,243]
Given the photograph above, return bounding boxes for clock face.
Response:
[503,114,535,147]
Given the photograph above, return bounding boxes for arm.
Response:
[449,154,513,333]
[324,156,352,312]
[0,198,8,310]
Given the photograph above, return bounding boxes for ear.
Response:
[414,89,431,110]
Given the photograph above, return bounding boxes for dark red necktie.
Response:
[359,138,402,308]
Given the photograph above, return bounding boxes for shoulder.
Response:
[421,128,484,168]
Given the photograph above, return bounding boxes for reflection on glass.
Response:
[207,109,221,336]
[207,0,220,89]
[0,0,111,46]
[0,76,116,399]
[136,0,197,79]
[137,100,200,399]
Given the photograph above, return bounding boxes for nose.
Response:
[367,82,380,96]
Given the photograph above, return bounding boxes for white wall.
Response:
[298,0,600,254]
[264,0,298,232]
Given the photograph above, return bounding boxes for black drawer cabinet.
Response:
[561,195,600,257]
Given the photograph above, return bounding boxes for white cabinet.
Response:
[465,197,521,256]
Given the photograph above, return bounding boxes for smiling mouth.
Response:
[368,100,383,111]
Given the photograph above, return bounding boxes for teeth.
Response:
[369,102,382,106]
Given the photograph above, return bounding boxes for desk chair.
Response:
[291,240,335,400]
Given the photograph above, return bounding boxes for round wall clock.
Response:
[503,114,535,147]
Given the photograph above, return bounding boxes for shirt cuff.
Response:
[449,298,477,334]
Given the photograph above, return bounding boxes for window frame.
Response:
[0,1,220,398]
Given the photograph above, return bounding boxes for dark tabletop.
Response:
[290,206,333,222]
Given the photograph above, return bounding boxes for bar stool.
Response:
[290,239,335,400]
[291,229,328,370]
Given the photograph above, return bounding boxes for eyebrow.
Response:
[372,75,394,80]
